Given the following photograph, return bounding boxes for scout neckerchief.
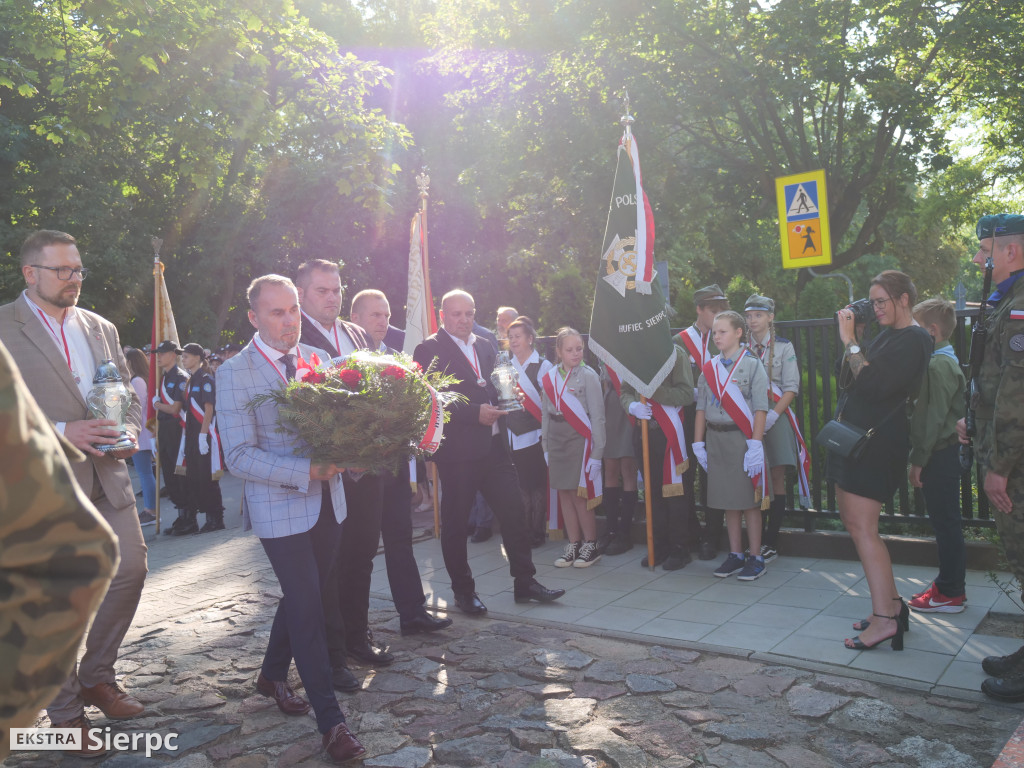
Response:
[542,365,601,509]
[702,350,768,507]
[678,324,712,367]
[175,370,224,480]
[752,335,811,508]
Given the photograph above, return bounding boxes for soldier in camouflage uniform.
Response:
[0,340,117,760]
[957,214,1024,701]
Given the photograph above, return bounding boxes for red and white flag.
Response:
[403,211,437,355]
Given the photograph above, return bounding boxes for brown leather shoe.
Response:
[51,714,106,758]
[322,722,366,763]
[79,681,145,720]
[256,673,311,716]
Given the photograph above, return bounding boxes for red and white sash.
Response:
[770,383,811,507]
[649,402,689,497]
[159,374,186,428]
[175,388,224,480]
[542,367,601,509]
[702,351,768,505]
[677,326,712,367]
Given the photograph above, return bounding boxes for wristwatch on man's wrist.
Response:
[846,343,861,355]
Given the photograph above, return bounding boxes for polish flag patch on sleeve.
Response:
[1011,310,1024,320]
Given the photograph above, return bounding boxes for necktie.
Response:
[279,354,296,381]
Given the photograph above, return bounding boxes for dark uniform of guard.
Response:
[155,340,189,533]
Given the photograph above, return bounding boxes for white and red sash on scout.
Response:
[607,364,687,497]
[158,376,186,428]
[542,366,601,510]
[677,326,712,367]
[752,339,811,507]
[516,358,565,532]
[701,350,769,508]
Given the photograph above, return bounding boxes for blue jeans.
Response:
[131,449,157,510]
[921,443,966,597]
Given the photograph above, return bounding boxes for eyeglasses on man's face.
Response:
[31,265,90,281]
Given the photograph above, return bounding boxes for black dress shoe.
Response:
[640,549,669,567]
[454,592,487,615]
[322,722,366,764]
[514,580,565,603]
[662,548,692,571]
[470,527,492,543]
[330,665,361,693]
[982,645,1024,677]
[347,640,395,667]
[982,674,1024,702]
[400,612,454,636]
[697,540,717,561]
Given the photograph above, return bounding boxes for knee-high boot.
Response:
[605,489,636,555]
[763,494,786,550]
[599,486,622,550]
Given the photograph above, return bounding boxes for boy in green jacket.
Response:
[908,298,967,613]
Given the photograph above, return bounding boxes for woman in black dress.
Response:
[828,271,931,651]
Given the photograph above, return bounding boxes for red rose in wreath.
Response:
[338,369,363,388]
[382,365,407,380]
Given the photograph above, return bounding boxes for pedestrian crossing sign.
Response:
[776,170,831,269]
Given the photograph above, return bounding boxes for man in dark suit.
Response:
[217,274,364,764]
[0,230,148,757]
[413,289,564,615]
[294,260,392,692]
[350,289,454,636]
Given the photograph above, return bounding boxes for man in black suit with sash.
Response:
[413,289,564,615]
[295,260,391,692]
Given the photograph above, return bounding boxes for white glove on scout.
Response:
[743,439,763,479]
[765,410,780,431]
[586,458,602,485]
[628,401,652,420]
[692,441,708,471]
[198,435,210,456]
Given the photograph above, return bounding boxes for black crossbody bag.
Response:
[816,397,907,460]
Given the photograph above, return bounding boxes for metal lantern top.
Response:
[92,359,124,384]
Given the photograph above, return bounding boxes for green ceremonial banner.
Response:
[588,131,675,399]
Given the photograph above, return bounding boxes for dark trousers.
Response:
[183,428,223,516]
[921,443,966,597]
[381,462,427,621]
[634,425,693,552]
[323,473,382,666]
[157,418,187,509]
[260,498,345,734]
[435,435,536,595]
[512,441,548,542]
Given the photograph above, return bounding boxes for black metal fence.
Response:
[548,309,988,533]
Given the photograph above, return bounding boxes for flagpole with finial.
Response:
[620,92,657,572]
[417,171,442,539]
[151,236,164,538]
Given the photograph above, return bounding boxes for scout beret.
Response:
[155,340,183,354]
[976,213,1024,241]
[694,284,728,305]
[744,294,775,313]
[181,342,206,359]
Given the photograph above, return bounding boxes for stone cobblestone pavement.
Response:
[5,475,1024,768]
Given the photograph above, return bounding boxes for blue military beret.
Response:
[976,214,1024,240]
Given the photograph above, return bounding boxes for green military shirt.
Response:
[908,340,966,468]
[976,272,1024,477]
[620,343,695,412]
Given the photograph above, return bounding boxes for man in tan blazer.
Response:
[0,230,148,757]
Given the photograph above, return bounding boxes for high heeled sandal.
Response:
[844,611,904,651]
[852,596,909,633]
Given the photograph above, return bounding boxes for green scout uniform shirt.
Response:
[976,272,1024,477]
[908,340,965,467]
[619,343,695,418]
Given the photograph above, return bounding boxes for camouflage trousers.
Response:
[985,468,1024,591]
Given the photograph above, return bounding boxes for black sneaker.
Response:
[573,541,601,568]
[737,555,767,581]
[555,541,580,567]
[759,544,778,563]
